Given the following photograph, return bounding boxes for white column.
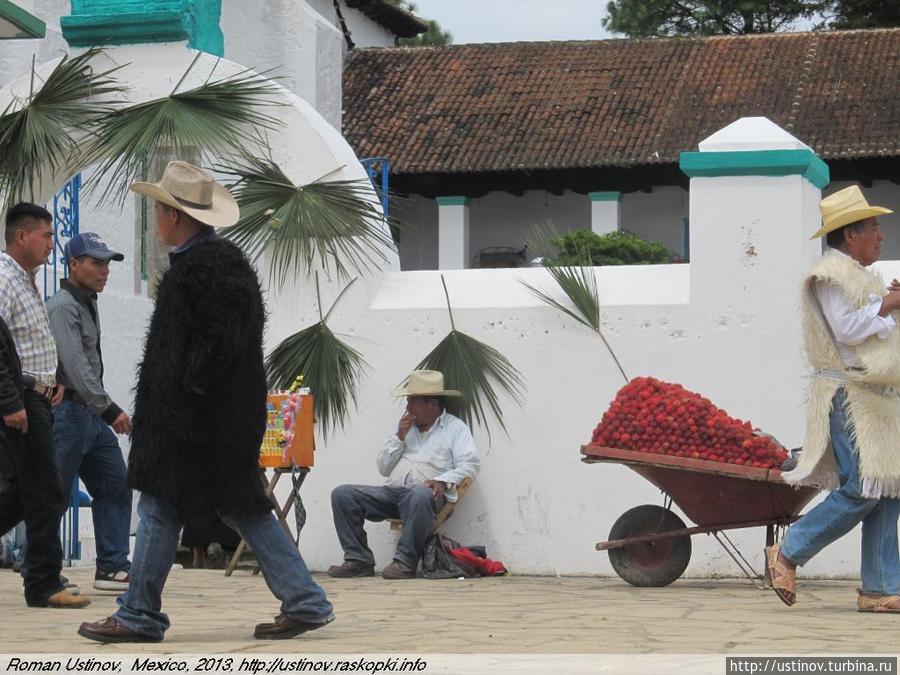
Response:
[589,191,621,234]
[679,116,828,445]
[436,196,470,270]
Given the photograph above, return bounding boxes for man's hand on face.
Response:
[3,409,27,433]
[424,479,445,500]
[112,411,133,435]
[397,412,415,441]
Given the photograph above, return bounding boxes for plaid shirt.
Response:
[0,252,57,386]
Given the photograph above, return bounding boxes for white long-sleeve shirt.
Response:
[813,249,896,368]
[376,411,480,502]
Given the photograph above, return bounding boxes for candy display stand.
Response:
[225,391,314,576]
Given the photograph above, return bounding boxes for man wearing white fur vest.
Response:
[766,185,900,612]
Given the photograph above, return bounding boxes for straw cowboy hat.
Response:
[391,370,462,397]
[811,185,893,239]
[130,160,240,228]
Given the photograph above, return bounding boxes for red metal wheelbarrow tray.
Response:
[581,444,819,528]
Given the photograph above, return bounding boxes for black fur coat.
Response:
[128,236,271,519]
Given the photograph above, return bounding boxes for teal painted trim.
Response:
[436,196,469,207]
[62,0,223,56]
[589,191,622,202]
[62,10,185,46]
[184,0,223,57]
[679,149,830,189]
[0,0,46,38]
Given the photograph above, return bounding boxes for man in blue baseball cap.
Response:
[46,232,132,592]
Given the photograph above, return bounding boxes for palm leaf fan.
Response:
[413,276,525,441]
[86,61,284,204]
[220,154,395,285]
[520,224,628,383]
[0,48,124,205]
[264,275,367,437]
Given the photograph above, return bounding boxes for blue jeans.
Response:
[331,484,443,568]
[53,400,131,574]
[782,389,900,595]
[114,493,333,639]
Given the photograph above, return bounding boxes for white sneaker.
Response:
[93,569,129,591]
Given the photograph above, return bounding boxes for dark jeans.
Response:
[0,390,65,604]
[331,484,443,568]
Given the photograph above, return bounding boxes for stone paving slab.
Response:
[0,566,896,654]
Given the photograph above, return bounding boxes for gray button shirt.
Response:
[46,279,122,424]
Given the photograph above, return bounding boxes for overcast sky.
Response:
[407,0,615,44]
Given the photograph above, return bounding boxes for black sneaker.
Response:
[94,569,129,591]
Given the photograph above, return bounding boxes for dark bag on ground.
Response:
[421,533,508,579]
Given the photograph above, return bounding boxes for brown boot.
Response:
[381,559,416,580]
[327,560,375,578]
[33,590,91,609]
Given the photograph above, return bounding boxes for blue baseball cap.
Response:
[64,233,124,263]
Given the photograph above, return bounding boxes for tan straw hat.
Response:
[130,160,240,228]
[811,185,893,239]
[391,370,462,397]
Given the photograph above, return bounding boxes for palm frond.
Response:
[264,276,367,438]
[413,276,525,441]
[220,154,395,285]
[521,224,629,383]
[85,65,284,203]
[0,48,125,204]
[524,264,602,332]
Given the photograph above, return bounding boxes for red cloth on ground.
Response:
[449,547,507,576]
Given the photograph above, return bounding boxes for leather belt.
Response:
[30,382,56,401]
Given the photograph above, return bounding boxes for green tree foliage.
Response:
[826,0,900,28]
[547,229,671,266]
[602,0,826,37]
[386,0,452,45]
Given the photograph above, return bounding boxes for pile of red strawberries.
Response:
[590,377,788,469]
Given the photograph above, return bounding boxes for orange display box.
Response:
[259,393,315,468]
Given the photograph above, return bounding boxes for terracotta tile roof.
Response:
[342,29,900,175]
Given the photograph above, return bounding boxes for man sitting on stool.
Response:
[329,370,480,580]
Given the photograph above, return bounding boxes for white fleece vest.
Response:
[782,249,900,498]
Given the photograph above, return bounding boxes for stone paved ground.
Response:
[0,567,896,655]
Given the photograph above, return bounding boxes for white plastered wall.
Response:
[0,18,890,579]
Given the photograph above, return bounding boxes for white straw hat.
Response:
[130,160,240,228]
[391,370,462,397]
[811,185,893,239]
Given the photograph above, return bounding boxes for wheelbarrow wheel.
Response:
[608,504,691,587]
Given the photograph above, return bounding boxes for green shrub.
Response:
[547,229,671,266]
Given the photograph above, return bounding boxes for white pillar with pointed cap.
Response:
[679,116,827,444]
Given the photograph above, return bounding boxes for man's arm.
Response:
[815,279,898,345]
[376,434,405,476]
[47,302,122,422]
[433,421,480,487]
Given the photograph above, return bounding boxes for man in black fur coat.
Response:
[78,161,333,643]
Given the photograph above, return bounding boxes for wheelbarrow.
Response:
[581,444,820,587]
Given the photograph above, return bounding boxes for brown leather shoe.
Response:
[327,560,375,578]
[254,613,334,640]
[28,590,91,609]
[77,616,162,643]
[381,559,416,579]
